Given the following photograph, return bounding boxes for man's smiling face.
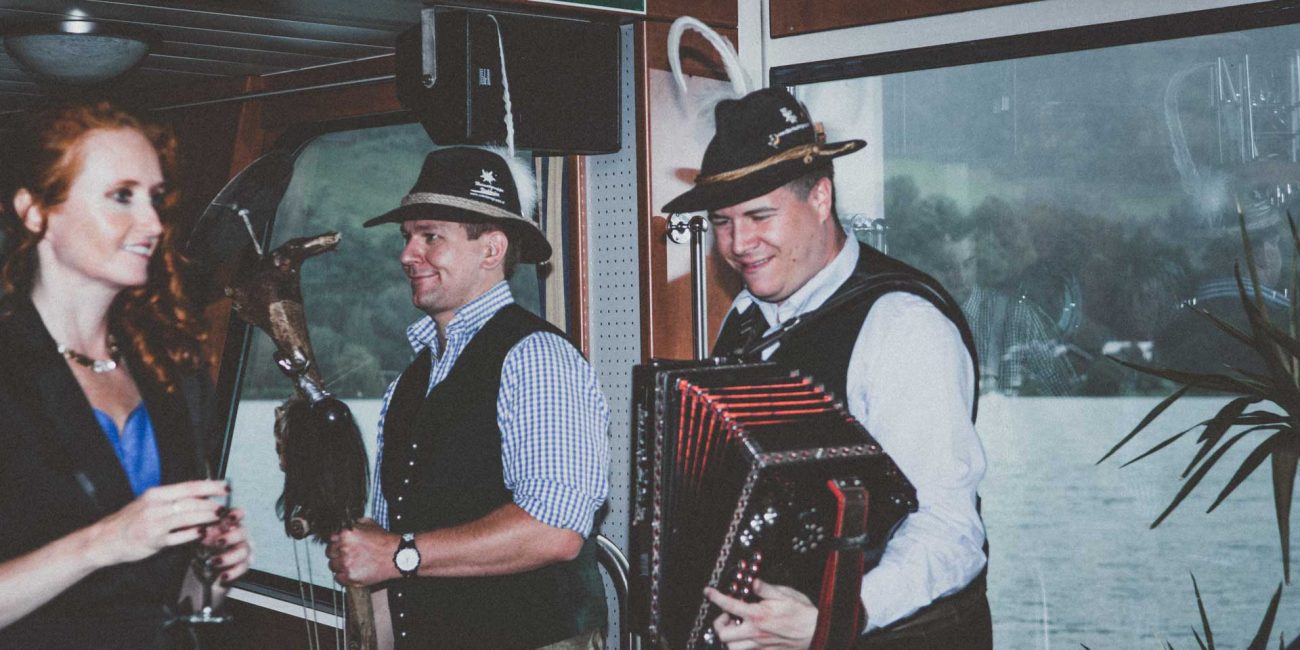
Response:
[708,177,839,304]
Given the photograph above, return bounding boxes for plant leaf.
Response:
[1246,583,1284,650]
[1206,430,1286,513]
[1121,425,1195,468]
[1238,206,1268,318]
[1099,383,1193,464]
[1112,357,1267,396]
[1272,437,1299,584]
[1181,397,1262,477]
[1241,411,1291,425]
[1250,308,1300,365]
[1193,572,1214,650]
[1235,269,1296,386]
[1153,429,1258,528]
[1287,212,1300,341]
[1283,630,1300,650]
[1192,303,1260,348]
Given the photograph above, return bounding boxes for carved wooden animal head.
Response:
[228,231,341,384]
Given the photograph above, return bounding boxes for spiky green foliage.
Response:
[1080,578,1292,649]
[1101,211,1300,583]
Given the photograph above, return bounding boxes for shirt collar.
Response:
[728,234,859,328]
[405,281,515,355]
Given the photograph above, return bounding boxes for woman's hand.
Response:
[87,480,229,568]
[200,506,253,585]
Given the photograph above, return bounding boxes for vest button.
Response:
[397,496,404,502]
[395,514,402,520]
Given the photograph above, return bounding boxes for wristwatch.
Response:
[393,532,420,578]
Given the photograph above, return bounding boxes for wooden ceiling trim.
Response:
[107,0,421,26]
[0,13,394,60]
[769,0,1037,38]
[143,53,282,76]
[161,42,340,69]
[429,0,735,29]
[0,2,406,46]
[0,81,39,93]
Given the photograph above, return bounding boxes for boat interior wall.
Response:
[633,21,743,362]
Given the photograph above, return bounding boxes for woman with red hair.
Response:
[0,100,251,648]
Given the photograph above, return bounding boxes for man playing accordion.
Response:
[663,88,992,650]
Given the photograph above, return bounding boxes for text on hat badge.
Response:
[470,168,507,205]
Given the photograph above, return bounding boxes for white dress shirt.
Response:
[725,236,988,630]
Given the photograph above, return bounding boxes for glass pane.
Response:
[794,22,1300,648]
[223,123,542,593]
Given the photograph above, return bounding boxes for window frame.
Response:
[769,1,1300,87]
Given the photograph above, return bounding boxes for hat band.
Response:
[695,142,858,186]
[401,192,530,225]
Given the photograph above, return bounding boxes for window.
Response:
[787,13,1300,647]
[222,122,544,602]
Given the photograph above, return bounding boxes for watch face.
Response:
[395,547,420,572]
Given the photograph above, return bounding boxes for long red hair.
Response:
[0,100,206,392]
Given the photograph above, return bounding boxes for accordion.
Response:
[630,359,918,650]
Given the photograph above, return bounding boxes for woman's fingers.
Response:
[153,502,220,539]
[141,479,230,502]
[162,526,207,548]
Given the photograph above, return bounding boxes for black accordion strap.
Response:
[733,270,980,420]
[736,272,950,361]
[811,478,871,650]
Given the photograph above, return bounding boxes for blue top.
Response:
[370,281,610,536]
[92,402,162,496]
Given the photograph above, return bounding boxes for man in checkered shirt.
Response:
[326,146,610,650]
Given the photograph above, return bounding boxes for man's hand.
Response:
[326,518,399,587]
[705,579,819,650]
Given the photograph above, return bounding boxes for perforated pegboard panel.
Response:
[587,23,639,648]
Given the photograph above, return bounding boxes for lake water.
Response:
[226,396,1300,648]
[980,395,1299,648]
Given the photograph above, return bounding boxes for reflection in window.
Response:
[795,21,1300,648]
[223,123,544,595]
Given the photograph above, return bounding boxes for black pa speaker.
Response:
[396,7,621,155]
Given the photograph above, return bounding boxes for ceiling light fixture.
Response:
[3,20,159,86]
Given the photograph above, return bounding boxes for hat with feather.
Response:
[663,87,865,214]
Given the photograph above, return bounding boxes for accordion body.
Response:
[630,359,918,649]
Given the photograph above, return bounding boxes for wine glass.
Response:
[172,483,235,625]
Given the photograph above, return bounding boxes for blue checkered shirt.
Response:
[370,281,610,536]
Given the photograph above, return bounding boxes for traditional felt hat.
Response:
[364,146,551,263]
[662,87,865,214]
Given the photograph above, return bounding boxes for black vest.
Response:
[381,304,606,649]
[714,242,990,642]
[715,242,978,413]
